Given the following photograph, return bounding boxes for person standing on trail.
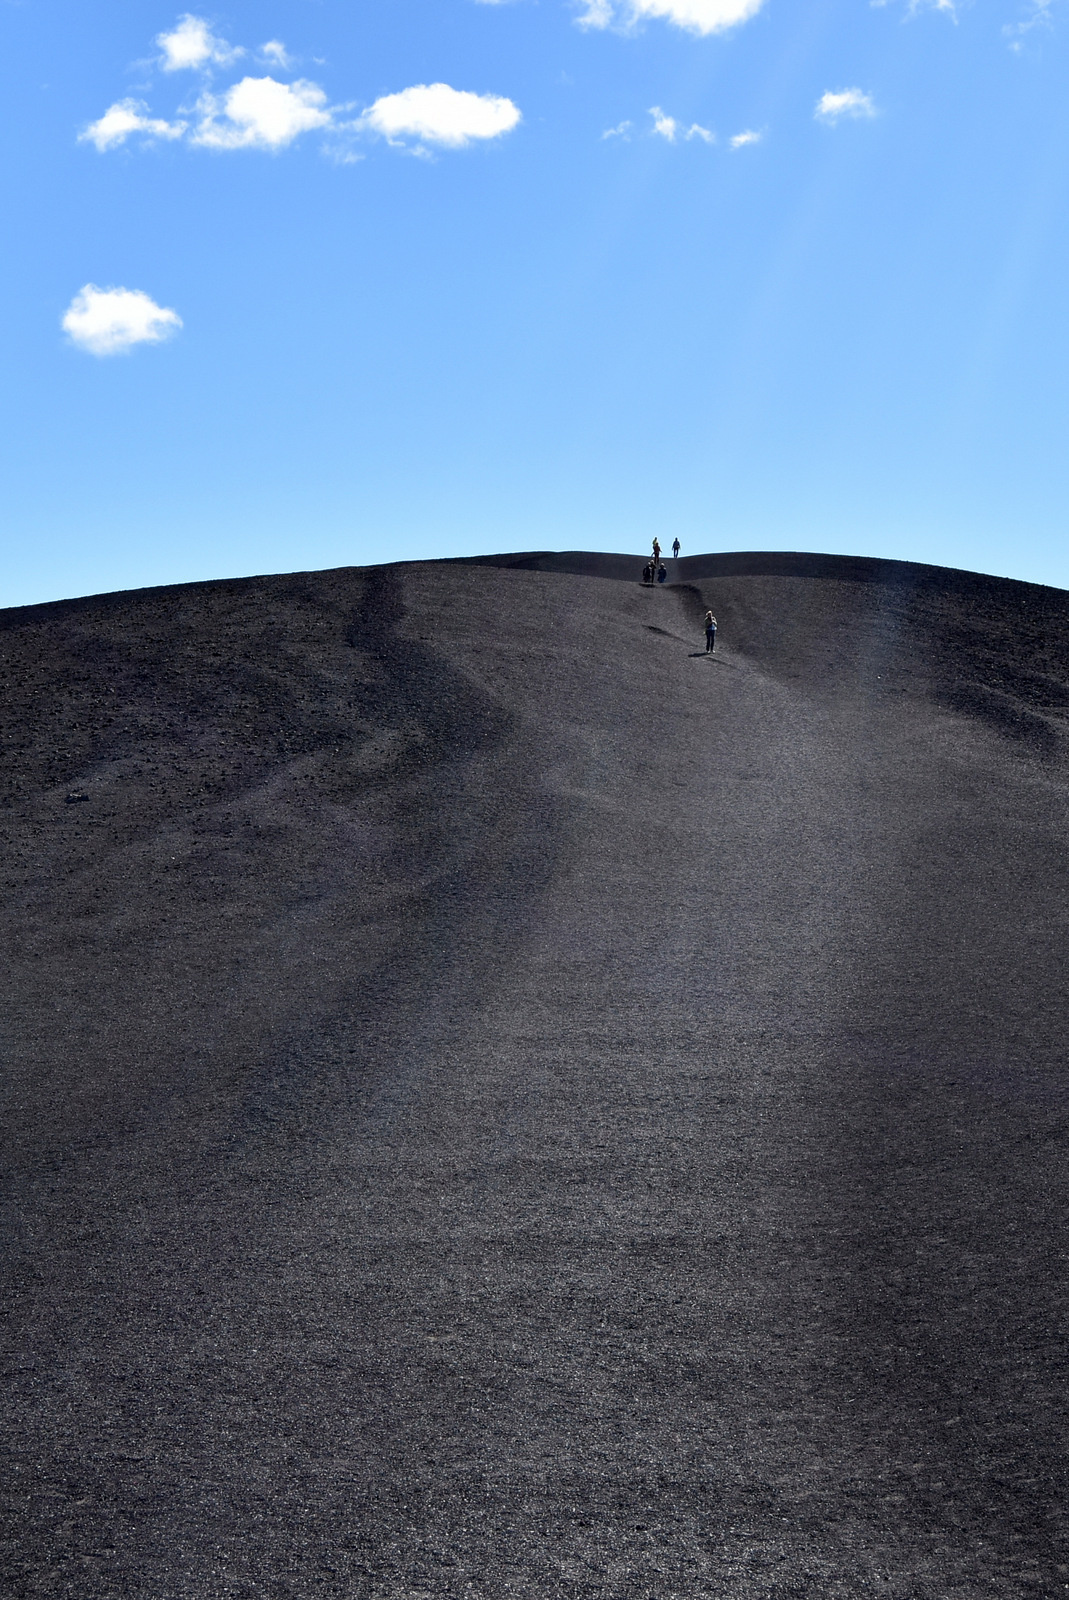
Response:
[704,612,717,653]
[651,537,661,566]
[672,538,681,560]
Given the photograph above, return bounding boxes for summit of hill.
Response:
[2,550,1068,1599]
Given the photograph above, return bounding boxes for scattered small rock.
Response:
[65,792,89,805]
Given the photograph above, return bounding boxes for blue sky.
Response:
[2,0,1067,606]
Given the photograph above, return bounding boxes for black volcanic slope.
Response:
[3,551,1069,1600]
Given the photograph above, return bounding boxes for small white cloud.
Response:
[323,144,366,167]
[79,99,186,152]
[62,285,182,356]
[260,40,292,68]
[602,119,633,139]
[872,0,957,14]
[192,77,333,150]
[649,108,715,143]
[360,83,521,147]
[579,0,767,35]
[1004,0,1056,46]
[815,87,877,123]
[157,14,241,72]
[730,127,761,147]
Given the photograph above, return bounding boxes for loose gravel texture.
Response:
[1,550,1068,1599]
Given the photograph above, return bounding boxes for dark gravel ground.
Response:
[2,549,1068,1600]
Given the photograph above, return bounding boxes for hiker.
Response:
[642,562,653,585]
[672,538,680,559]
[657,564,667,584]
[651,537,661,566]
[704,612,717,653]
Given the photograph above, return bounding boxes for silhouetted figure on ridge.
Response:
[651,537,661,566]
[672,538,680,559]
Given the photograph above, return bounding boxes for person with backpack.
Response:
[657,564,667,583]
[704,612,717,653]
[651,537,661,567]
[672,538,680,559]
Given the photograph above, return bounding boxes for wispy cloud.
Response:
[1004,0,1058,48]
[157,14,242,72]
[815,87,877,123]
[62,285,182,356]
[192,78,332,150]
[602,119,633,139]
[578,0,767,35]
[649,107,715,142]
[358,84,521,148]
[872,0,957,16]
[730,128,762,147]
[577,0,615,22]
[79,100,186,152]
[260,40,293,69]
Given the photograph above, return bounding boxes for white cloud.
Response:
[157,14,241,72]
[83,24,522,163]
[62,285,182,356]
[578,0,767,35]
[602,119,633,139]
[79,99,186,152]
[815,87,877,123]
[360,83,521,147]
[192,77,333,149]
[260,40,292,69]
[872,0,957,14]
[1004,0,1057,46]
[730,127,762,147]
[649,107,715,142]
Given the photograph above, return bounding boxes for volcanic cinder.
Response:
[2,550,1068,1599]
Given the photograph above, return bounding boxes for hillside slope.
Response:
[2,552,1069,1599]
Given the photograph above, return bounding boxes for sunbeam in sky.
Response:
[2,0,1068,603]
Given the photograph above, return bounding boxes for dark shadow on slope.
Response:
[346,567,511,774]
[220,569,567,1159]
